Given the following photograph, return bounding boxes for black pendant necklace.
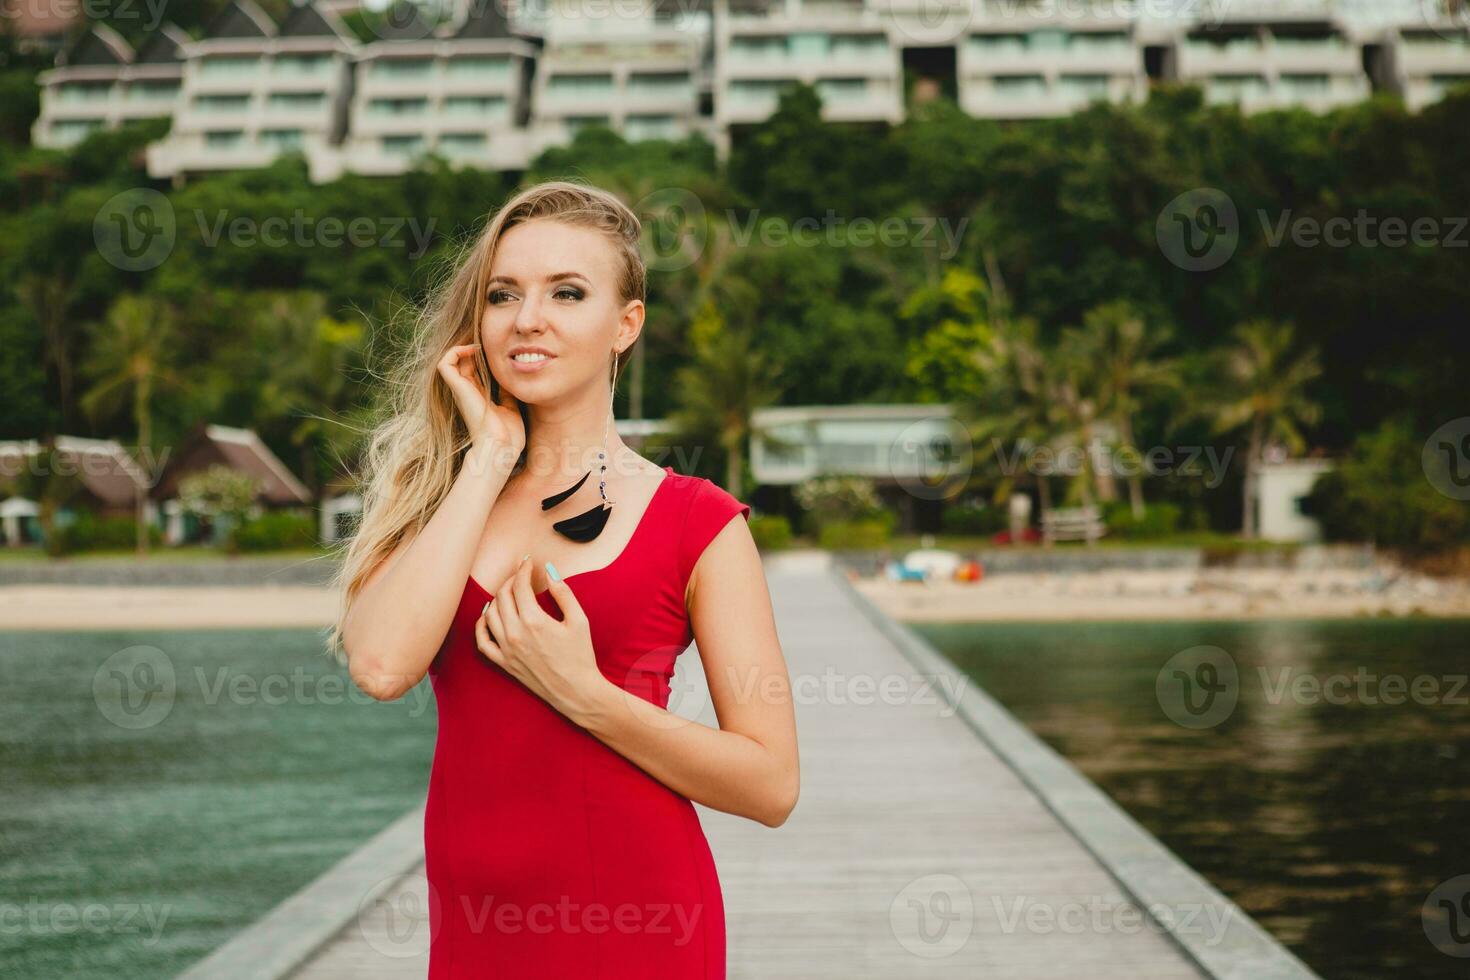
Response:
[539,355,618,542]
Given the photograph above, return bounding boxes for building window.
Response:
[439,132,486,154]
[268,92,327,110]
[59,82,112,102]
[993,74,1048,97]
[1060,74,1111,99]
[730,36,787,60]
[628,72,690,92]
[381,134,425,155]
[205,130,245,148]
[194,94,251,111]
[830,33,887,58]
[1070,31,1130,52]
[1207,73,1269,102]
[368,97,428,116]
[565,115,611,133]
[969,33,1026,55]
[1280,73,1330,95]
[127,80,179,100]
[443,95,508,116]
[625,113,679,141]
[547,73,614,95]
[444,56,510,77]
[273,54,330,75]
[375,58,433,77]
[729,78,796,103]
[51,119,104,145]
[199,56,259,76]
[260,128,304,149]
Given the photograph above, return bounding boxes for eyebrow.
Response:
[486,272,589,286]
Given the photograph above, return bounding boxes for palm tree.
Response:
[79,294,190,555]
[669,298,784,496]
[1208,319,1322,539]
[1075,301,1182,519]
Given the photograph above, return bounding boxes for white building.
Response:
[32,22,189,149]
[1251,457,1334,542]
[145,0,359,183]
[1379,20,1470,112]
[530,0,710,153]
[27,0,1470,181]
[1172,8,1371,113]
[324,0,541,178]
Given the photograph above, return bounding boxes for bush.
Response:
[940,499,1008,536]
[1103,500,1182,539]
[818,518,891,550]
[748,514,792,550]
[1305,418,1470,552]
[232,511,318,552]
[794,476,884,532]
[53,512,162,553]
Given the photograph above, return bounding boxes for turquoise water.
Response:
[0,629,437,979]
[916,617,1470,980]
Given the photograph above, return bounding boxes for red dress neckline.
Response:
[465,464,674,600]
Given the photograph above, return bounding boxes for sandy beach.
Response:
[850,566,1470,622]
[4,557,1469,629]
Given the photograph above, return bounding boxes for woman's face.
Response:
[481,218,641,401]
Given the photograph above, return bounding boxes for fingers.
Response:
[474,608,505,667]
[493,553,528,637]
[511,552,542,623]
[542,565,585,626]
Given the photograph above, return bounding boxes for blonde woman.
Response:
[330,180,799,978]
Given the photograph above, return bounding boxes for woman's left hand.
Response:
[476,555,609,720]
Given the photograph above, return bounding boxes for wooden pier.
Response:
[179,552,1318,980]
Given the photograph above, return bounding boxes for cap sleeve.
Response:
[677,477,752,595]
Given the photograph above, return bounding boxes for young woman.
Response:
[329,180,799,978]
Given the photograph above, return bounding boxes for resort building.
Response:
[324,0,540,178]
[31,22,189,149]
[144,0,359,183]
[26,0,1470,181]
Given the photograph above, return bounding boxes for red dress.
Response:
[425,465,751,978]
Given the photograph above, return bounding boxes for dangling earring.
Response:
[541,352,619,542]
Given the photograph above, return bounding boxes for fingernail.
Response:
[546,561,560,582]
[481,601,489,617]
[520,553,529,564]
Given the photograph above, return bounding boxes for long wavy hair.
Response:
[324,179,647,664]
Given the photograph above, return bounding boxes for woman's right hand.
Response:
[438,343,525,459]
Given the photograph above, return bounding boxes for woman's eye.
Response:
[554,286,584,301]
[487,289,515,304]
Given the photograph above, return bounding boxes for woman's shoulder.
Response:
[670,471,752,583]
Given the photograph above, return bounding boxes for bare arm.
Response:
[343,343,524,701]
[342,442,512,700]
[570,516,800,827]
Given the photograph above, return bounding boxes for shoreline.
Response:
[4,562,1470,629]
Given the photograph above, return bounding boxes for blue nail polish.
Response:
[546,561,561,582]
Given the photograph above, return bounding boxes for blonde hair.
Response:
[324,179,647,664]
